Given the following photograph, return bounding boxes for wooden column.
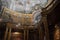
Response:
[24,26,29,40]
[42,15,50,40]
[8,28,11,40]
[24,29,27,40]
[4,27,8,40]
[24,30,29,40]
[27,30,29,40]
[38,20,44,40]
[39,26,44,40]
